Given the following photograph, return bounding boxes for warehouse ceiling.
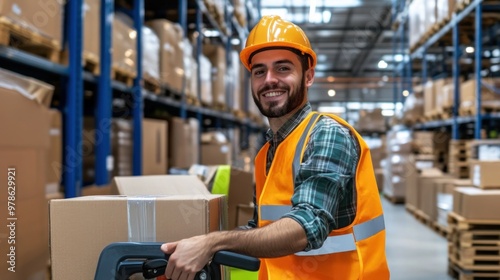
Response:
[259,0,401,104]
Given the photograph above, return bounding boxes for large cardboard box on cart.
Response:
[49,175,226,279]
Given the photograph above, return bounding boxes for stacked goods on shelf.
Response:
[233,0,248,27]
[112,13,137,83]
[148,19,186,94]
[203,43,227,110]
[81,0,100,73]
[142,26,161,93]
[459,78,500,116]
[168,117,200,170]
[228,50,243,116]
[418,77,462,121]
[83,118,169,183]
[0,0,64,62]
[401,84,424,125]
[203,0,227,34]
[0,68,54,279]
[383,129,417,203]
[199,54,213,106]
[355,108,386,133]
[408,0,453,51]
[183,37,198,104]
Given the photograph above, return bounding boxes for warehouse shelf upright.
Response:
[408,0,500,140]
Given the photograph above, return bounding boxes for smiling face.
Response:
[250,49,314,119]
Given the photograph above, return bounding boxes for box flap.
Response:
[112,175,211,196]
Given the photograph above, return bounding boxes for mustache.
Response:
[258,83,290,95]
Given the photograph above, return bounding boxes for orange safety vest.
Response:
[254,112,390,280]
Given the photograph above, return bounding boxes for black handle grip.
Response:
[212,251,260,271]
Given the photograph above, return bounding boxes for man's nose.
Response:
[265,70,278,84]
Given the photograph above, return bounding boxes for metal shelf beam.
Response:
[132,0,145,176]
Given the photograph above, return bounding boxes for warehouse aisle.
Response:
[382,197,454,280]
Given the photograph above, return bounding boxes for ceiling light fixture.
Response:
[309,0,317,23]
[465,46,474,54]
[328,89,336,97]
[378,60,388,69]
[402,90,409,97]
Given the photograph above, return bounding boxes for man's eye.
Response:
[253,70,264,76]
[278,66,290,71]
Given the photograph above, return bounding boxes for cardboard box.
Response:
[406,168,442,210]
[453,187,500,220]
[470,160,500,189]
[0,0,64,49]
[237,204,255,228]
[50,175,226,280]
[142,118,168,175]
[418,172,451,221]
[169,117,199,169]
[0,69,52,280]
[83,0,100,62]
[436,179,472,227]
[203,44,227,106]
[113,12,137,76]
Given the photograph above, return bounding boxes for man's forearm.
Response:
[209,217,308,258]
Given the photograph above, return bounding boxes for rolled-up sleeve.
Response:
[282,116,359,251]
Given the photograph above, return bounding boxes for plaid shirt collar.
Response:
[265,103,312,143]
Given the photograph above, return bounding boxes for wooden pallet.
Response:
[448,211,500,232]
[143,75,161,94]
[60,50,100,75]
[453,230,500,248]
[111,67,135,86]
[186,95,201,106]
[0,17,61,63]
[448,259,500,280]
[433,221,451,238]
[233,110,247,120]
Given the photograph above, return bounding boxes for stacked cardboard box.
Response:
[401,87,424,125]
[435,179,472,230]
[0,69,53,280]
[201,131,232,165]
[113,13,137,77]
[384,129,416,202]
[355,108,386,133]
[168,117,200,169]
[460,78,500,115]
[148,19,185,93]
[203,43,227,109]
[199,54,213,106]
[83,118,168,183]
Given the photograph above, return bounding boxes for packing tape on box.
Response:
[127,197,156,242]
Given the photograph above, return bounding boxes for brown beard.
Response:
[253,74,306,118]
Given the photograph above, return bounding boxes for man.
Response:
[162,15,390,280]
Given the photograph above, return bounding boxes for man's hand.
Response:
[161,235,214,280]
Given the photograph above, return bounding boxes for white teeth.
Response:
[264,91,284,97]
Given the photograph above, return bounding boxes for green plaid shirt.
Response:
[252,103,359,251]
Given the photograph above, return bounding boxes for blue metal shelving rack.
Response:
[0,0,264,197]
[399,0,499,140]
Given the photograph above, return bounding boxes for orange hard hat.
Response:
[240,15,317,71]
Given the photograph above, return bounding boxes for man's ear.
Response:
[305,68,315,87]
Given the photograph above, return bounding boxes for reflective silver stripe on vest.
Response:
[260,205,292,221]
[353,213,385,241]
[295,233,356,255]
[292,113,320,180]
[295,214,385,256]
